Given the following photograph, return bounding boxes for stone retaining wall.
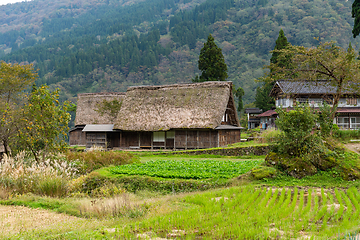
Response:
[156,145,270,156]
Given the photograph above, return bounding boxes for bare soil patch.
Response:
[0,205,81,236]
[344,142,360,154]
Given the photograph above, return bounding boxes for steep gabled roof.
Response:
[114,81,239,131]
[75,92,126,126]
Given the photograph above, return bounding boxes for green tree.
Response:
[256,29,289,111]
[275,105,321,157]
[0,62,38,155]
[194,34,228,82]
[264,41,360,120]
[270,29,290,69]
[234,87,245,114]
[353,0,360,38]
[15,85,71,162]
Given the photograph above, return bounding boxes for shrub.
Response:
[318,103,336,137]
[65,150,138,174]
[257,128,281,143]
[250,166,276,180]
[91,182,126,198]
[35,175,69,197]
[275,105,322,157]
[70,172,126,197]
[333,128,360,141]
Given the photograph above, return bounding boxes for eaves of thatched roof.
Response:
[114,81,238,131]
[75,92,126,126]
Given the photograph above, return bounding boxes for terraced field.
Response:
[117,186,360,239]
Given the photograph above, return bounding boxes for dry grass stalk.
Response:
[78,193,148,218]
[0,152,78,196]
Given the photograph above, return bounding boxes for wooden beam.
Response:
[138,132,141,148]
[197,130,199,149]
[174,131,176,150]
[151,132,153,150]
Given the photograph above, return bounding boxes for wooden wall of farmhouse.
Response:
[108,132,120,148]
[114,129,241,149]
[174,130,218,149]
[218,129,241,147]
[86,132,107,148]
[120,132,139,148]
[69,129,86,146]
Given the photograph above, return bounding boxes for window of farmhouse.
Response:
[153,132,165,142]
[166,131,175,139]
[347,98,357,105]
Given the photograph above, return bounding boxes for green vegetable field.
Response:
[109,159,262,179]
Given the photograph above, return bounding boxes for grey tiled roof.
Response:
[245,108,263,114]
[276,80,337,94]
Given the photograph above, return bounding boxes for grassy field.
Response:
[2,149,360,239]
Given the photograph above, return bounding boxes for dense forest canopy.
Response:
[0,0,358,105]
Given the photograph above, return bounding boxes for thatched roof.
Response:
[75,92,126,126]
[114,81,239,131]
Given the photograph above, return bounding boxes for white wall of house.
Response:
[275,97,360,108]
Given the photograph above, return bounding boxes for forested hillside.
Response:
[0,0,358,104]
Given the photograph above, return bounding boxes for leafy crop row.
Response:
[116,186,360,239]
[109,159,262,179]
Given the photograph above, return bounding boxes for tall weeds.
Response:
[65,150,138,174]
[0,152,78,197]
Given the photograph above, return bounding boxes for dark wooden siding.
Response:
[116,129,239,149]
[186,131,197,149]
[120,132,139,148]
[218,129,241,147]
[69,128,86,146]
[173,130,218,149]
[175,130,187,149]
[86,132,107,148]
[140,132,152,147]
[108,132,120,148]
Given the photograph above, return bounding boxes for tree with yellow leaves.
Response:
[0,61,37,155]
[15,85,71,162]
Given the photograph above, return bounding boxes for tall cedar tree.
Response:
[194,34,228,82]
[353,0,360,38]
[255,29,289,111]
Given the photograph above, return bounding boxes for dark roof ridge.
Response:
[126,81,233,92]
[78,92,126,96]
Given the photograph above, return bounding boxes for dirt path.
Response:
[344,142,360,154]
[0,205,82,236]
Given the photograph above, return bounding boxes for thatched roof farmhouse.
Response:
[70,82,243,149]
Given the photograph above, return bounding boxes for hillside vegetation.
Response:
[0,0,358,104]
